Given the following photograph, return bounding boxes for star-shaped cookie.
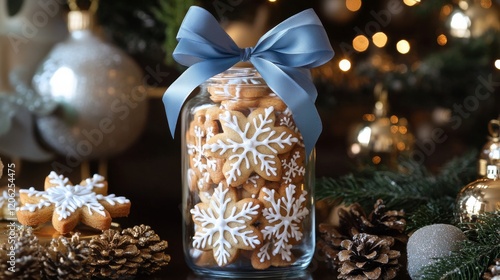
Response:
[16,172,130,234]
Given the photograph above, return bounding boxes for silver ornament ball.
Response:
[33,28,148,161]
[406,224,466,280]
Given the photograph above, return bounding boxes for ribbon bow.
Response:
[163,6,334,155]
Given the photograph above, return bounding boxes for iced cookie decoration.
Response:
[0,186,19,220]
[190,183,263,266]
[204,107,299,186]
[252,184,310,269]
[16,172,130,234]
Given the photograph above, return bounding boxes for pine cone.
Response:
[121,224,171,275]
[87,228,143,279]
[368,199,406,235]
[317,223,349,270]
[338,233,400,280]
[0,226,42,280]
[41,233,91,280]
[339,200,406,239]
[483,259,500,280]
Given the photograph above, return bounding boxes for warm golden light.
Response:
[372,156,382,165]
[495,59,500,70]
[346,0,362,12]
[458,0,469,10]
[390,115,399,124]
[268,0,277,2]
[372,32,388,48]
[339,59,352,71]
[480,0,492,9]
[353,35,369,52]
[441,4,453,17]
[403,0,420,6]
[396,40,410,54]
[437,34,448,46]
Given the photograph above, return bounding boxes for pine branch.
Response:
[316,150,478,227]
[419,213,500,280]
[152,0,198,67]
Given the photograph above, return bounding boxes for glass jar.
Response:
[181,67,315,278]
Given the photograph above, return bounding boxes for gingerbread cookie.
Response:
[251,183,310,269]
[16,172,130,234]
[190,183,263,267]
[203,106,299,186]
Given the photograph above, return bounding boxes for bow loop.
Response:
[163,6,334,155]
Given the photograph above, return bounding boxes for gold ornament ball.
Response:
[456,165,500,223]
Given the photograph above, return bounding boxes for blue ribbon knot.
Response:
[240,47,253,62]
[162,6,334,156]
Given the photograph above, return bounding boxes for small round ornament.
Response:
[406,224,466,280]
[478,119,500,178]
[456,164,500,223]
[33,3,148,161]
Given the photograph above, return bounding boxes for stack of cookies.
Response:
[185,70,312,270]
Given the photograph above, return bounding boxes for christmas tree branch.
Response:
[316,150,478,230]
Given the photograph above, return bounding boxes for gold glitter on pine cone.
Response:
[337,233,400,280]
[87,228,143,279]
[0,226,42,280]
[483,259,500,280]
[41,232,91,280]
[339,200,406,238]
[122,224,171,274]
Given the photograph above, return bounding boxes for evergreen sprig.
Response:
[152,0,197,67]
[316,150,478,230]
[419,213,500,280]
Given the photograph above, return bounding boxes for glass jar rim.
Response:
[205,67,267,87]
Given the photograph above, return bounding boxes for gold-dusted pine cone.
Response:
[87,228,143,279]
[41,233,91,280]
[121,224,171,275]
[0,226,42,280]
[483,259,500,280]
[339,200,406,240]
[338,233,400,280]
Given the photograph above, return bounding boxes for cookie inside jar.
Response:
[182,67,314,274]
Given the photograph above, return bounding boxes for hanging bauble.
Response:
[0,0,67,161]
[347,84,414,169]
[478,119,500,177]
[33,1,148,161]
[445,0,500,39]
[465,0,500,37]
[455,164,500,223]
[406,224,466,280]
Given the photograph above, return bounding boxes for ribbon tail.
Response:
[251,58,322,157]
[162,58,239,136]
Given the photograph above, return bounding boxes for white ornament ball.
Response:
[33,29,148,162]
[406,224,466,279]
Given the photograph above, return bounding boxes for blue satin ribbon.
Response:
[162,6,334,155]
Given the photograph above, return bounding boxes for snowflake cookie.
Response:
[252,184,310,269]
[16,171,131,234]
[190,183,263,267]
[204,106,299,187]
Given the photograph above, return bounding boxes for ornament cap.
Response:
[488,119,500,141]
[486,164,499,179]
[67,11,93,31]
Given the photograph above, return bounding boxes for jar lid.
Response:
[486,164,499,179]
